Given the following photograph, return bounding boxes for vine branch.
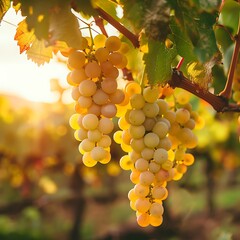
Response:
[169,69,240,112]
[219,13,240,99]
[96,7,140,48]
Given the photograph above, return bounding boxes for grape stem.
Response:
[219,10,240,99]
[94,16,109,37]
[169,69,240,112]
[96,7,140,48]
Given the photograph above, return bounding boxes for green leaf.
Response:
[143,40,177,85]
[193,0,221,12]
[49,5,83,49]
[170,18,197,64]
[120,0,153,34]
[193,12,220,62]
[0,0,10,22]
[73,0,97,19]
[219,0,240,35]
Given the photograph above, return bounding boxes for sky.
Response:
[0,7,69,103]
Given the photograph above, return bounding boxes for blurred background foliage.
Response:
[0,81,240,240]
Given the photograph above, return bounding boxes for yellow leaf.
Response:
[27,39,53,66]
[0,0,10,21]
[14,19,36,54]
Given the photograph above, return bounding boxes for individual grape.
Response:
[128,188,138,201]
[174,147,185,162]
[139,171,155,185]
[82,113,99,130]
[115,54,128,69]
[79,139,95,153]
[143,133,159,149]
[141,148,154,160]
[85,61,101,78]
[135,198,151,213]
[101,61,119,78]
[99,151,111,164]
[87,103,101,116]
[109,89,125,104]
[130,138,146,152]
[90,146,108,161]
[137,213,150,227]
[87,129,102,142]
[161,160,173,171]
[142,102,159,118]
[168,122,181,135]
[79,79,97,97]
[71,86,81,101]
[143,86,159,103]
[82,152,97,167]
[92,89,109,105]
[97,135,112,148]
[150,215,163,227]
[78,96,92,108]
[164,110,176,123]
[95,47,109,63]
[176,108,191,125]
[69,113,80,130]
[183,153,195,166]
[76,128,88,141]
[105,35,121,51]
[129,125,145,139]
[101,78,118,94]
[93,34,107,48]
[176,164,187,174]
[119,155,133,170]
[143,118,156,131]
[149,202,164,217]
[157,137,172,151]
[113,130,123,144]
[158,118,171,128]
[130,169,141,184]
[69,68,88,85]
[153,148,168,164]
[118,116,130,130]
[184,118,196,129]
[122,129,132,145]
[125,81,142,95]
[68,50,86,69]
[152,121,169,138]
[134,183,149,198]
[157,99,169,115]
[108,52,123,66]
[128,109,146,126]
[148,161,160,173]
[98,118,114,134]
[151,186,168,199]
[129,151,142,163]
[177,127,198,149]
[130,93,145,109]
[101,103,117,118]
[135,158,149,172]
[155,169,170,183]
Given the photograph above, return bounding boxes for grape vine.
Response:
[0,0,240,230]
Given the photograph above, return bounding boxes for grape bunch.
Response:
[68,35,128,167]
[114,81,198,227]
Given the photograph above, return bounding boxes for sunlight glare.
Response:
[0,7,69,103]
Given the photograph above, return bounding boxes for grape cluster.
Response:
[114,82,198,227]
[68,35,128,167]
